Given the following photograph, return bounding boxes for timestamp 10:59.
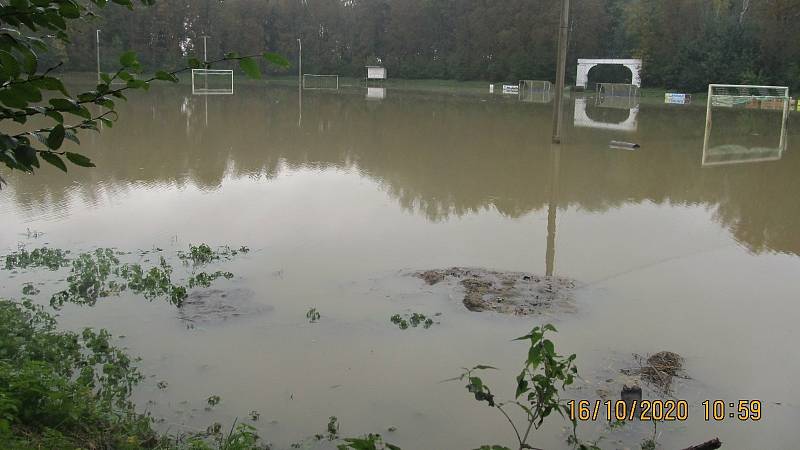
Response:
[703,400,761,421]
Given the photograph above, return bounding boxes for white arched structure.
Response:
[573,97,639,132]
[576,59,642,89]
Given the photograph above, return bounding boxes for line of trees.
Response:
[54,0,800,92]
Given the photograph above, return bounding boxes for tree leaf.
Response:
[239,57,261,79]
[126,79,149,90]
[65,152,95,168]
[154,71,177,82]
[40,152,67,172]
[119,51,137,68]
[263,52,290,68]
[46,124,65,150]
[187,57,202,69]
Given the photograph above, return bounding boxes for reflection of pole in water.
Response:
[204,95,208,127]
[545,143,561,277]
[297,38,303,128]
[96,30,101,83]
[298,83,303,127]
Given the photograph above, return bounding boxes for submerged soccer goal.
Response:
[702,84,791,166]
[191,69,234,95]
[519,80,552,103]
[303,74,339,90]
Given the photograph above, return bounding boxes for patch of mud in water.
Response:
[621,351,689,395]
[414,267,577,315]
[178,288,272,325]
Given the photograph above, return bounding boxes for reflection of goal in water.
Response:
[366,87,386,100]
[303,74,339,90]
[574,97,639,132]
[702,84,790,167]
[191,69,234,95]
[518,80,552,103]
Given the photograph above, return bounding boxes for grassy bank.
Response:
[0,298,275,450]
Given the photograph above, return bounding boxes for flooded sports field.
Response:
[1,83,798,449]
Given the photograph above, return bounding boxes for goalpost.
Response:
[303,74,340,90]
[702,84,790,166]
[191,69,234,95]
[519,80,552,102]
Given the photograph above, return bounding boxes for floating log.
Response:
[680,437,722,450]
[609,140,641,150]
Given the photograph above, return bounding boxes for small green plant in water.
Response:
[327,416,340,440]
[24,228,45,239]
[390,312,438,330]
[449,324,579,450]
[189,271,235,288]
[307,307,321,323]
[337,434,401,450]
[206,395,222,410]
[21,283,40,296]
[179,244,250,266]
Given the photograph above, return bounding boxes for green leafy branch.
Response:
[448,325,580,450]
[0,0,289,185]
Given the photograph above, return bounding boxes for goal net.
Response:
[303,74,339,90]
[708,84,789,109]
[703,84,790,166]
[519,80,552,103]
[192,69,234,95]
[597,82,640,98]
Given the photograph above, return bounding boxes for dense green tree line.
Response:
[52,0,800,92]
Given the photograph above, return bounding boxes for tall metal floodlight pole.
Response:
[96,29,101,83]
[551,0,570,144]
[297,38,302,88]
[202,35,209,63]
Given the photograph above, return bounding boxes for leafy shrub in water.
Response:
[4,247,70,271]
[3,245,242,309]
[179,244,250,266]
[0,299,277,450]
[0,299,155,449]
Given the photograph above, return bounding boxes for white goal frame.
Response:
[303,74,339,90]
[191,69,234,95]
[703,84,790,167]
[518,80,552,103]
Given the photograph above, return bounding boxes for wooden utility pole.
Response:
[551,0,570,144]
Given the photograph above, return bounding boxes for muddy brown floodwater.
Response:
[1,80,799,449]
